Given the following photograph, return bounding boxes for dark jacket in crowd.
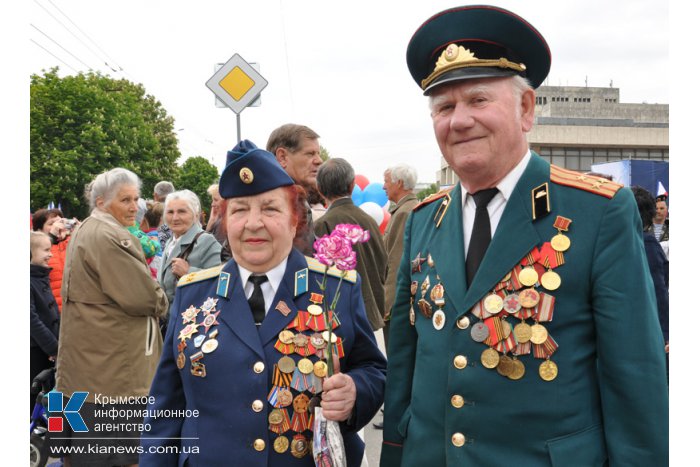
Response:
[30,264,60,356]
[643,231,669,342]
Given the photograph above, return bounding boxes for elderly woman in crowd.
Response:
[158,189,222,308]
[141,140,386,467]
[53,167,169,467]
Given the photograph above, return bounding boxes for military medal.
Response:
[313,360,328,378]
[518,267,538,287]
[268,408,284,425]
[277,388,293,407]
[470,321,489,342]
[417,276,433,318]
[530,323,548,344]
[457,315,470,329]
[502,294,521,314]
[501,319,512,339]
[278,356,296,374]
[540,269,561,291]
[201,338,219,354]
[297,358,314,375]
[483,293,504,315]
[190,361,206,378]
[200,297,218,312]
[496,354,514,377]
[481,347,500,369]
[201,310,220,333]
[426,253,435,268]
[290,435,309,458]
[307,304,323,316]
[507,358,526,380]
[411,252,427,273]
[518,288,540,309]
[432,310,445,330]
[551,216,572,252]
[176,352,186,369]
[430,281,446,330]
[273,435,290,454]
[193,335,205,348]
[181,305,200,324]
[309,333,326,350]
[178,323,200,341]
[514,321,532,343]
[539,359,558,381]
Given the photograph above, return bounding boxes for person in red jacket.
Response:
[31,209,80,313]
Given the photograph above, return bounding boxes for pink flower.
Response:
[334,250,357,271]
[333,224,370,244]
[313,233,354,267]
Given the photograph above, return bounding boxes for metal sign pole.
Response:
[236,114,241,143]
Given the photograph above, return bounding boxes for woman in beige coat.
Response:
[54,168,169,467]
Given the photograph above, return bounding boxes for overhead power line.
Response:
[30,23,94,72]
[30,38,79,73]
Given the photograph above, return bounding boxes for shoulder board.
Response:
[413,187,454,212]
[550,165,623,199]
[177,265,225,287]
[305,256,357,283]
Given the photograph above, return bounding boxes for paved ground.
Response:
[363,330,387,466]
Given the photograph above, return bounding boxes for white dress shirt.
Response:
[238,258,288,317]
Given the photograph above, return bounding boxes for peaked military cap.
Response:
[219,139,294,198]
[407,4,551,94]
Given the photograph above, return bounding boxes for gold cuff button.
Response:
[253,361,265,373]
[451,395,465,408]
[252,400,264,412]
[453,355,468,369]
[457,316,470,329]
[253,438,266,451]
[452,432,466,447]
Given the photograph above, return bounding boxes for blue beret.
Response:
[407,5,551,94]
[219,139,294,198]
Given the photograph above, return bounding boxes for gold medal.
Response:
[539,359,558,381]
[279,330,294,345]
[430,283,445,307]
[508,358,526,380]
[278,356,296,374]
[551,233,571,252]
[480,348,500,369]
[307,304,323,316]
[501,319,512,339]
[518,288,540,308]
[293,333,309,348]
[514,322,532,343]
[530,323,548,344]
[268,408,284,425]
[322,330,338,344]
[297,358,314,375]
[541,270,561,291]
[456,315,470,330]
[483,294,504,314]
[278,388,293,407]
[518,267,539,287]
[313,360,328,378]
[292,393,310,413]
[496,355,513,377]
[291,436,309,458]
[309,333,326,349]
[273,435,289,454]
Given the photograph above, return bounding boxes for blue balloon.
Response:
[351,184,365,205]
[362,182,388,207]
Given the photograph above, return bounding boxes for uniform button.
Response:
[253,361,265,373]
[456,316,470,329]
[253,439,266,451]
[452,432,466,447]
[252,400,264,412]
[451,395,465,408]
[453,355,468,369]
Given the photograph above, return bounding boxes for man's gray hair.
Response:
[164,189,202,228]
[154,180,175,201]
[87,167,141,211]
[317,158,355,200]
[385,163,418,191]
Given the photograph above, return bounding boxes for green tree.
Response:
[30,68,181,218]
[175,156,220,219]
[417,183,439,201]
[320,145,330,162]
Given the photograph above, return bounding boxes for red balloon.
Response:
[379,209,391,235]
[354,174,370,190]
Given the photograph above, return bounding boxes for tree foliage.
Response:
[30,68,181,218]
[174,156,220,218]
[417,183,439,201]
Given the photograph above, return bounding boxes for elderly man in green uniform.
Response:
[380,5,669,467]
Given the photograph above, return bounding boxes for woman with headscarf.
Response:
[141,141,386,467]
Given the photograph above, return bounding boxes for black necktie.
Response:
[248,275,268,325]
[465,188,499,286]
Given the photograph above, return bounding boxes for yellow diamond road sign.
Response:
[206,53,268,114]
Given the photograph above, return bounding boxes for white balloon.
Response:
[359,201,384,225]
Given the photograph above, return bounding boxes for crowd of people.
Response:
[29,4,669,467]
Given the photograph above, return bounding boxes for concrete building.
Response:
[438,85,669,186]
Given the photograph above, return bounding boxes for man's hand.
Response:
[171,258,190,278]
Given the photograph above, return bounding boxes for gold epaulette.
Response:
[177,265,225,287]
[550,165,622,199]
[305,256,357,283]
[413,187,454,211]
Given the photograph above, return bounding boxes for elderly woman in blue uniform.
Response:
[141,140,386,466]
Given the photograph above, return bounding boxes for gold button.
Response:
[453,355,468,369]
[252,400,264,412]
[457,316,470,329]
[451,395,465,408]
[253,361,265,373]
[452,432,466,447]
[253,438,266,451]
